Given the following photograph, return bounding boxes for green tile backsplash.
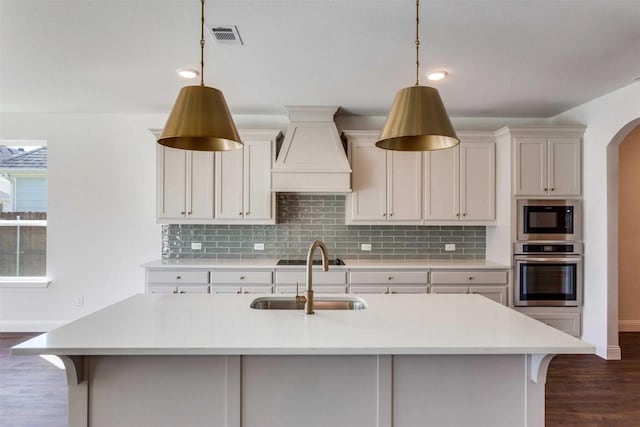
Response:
[162,194,485,260]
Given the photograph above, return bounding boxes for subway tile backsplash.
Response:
[162,195,485,260]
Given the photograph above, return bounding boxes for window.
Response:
[0,142,48,286]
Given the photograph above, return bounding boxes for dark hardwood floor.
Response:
[1,332,639,426]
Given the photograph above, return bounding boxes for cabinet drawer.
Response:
[211,271,272,284]
[147,270,209,284]
[276,271,346,285]
[430,271,507,285]
[276,284,346,295]
[349,271,428,285]
[388,285,428,294]
[529,312,581,337]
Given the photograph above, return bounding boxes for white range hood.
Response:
[271,106,352,192]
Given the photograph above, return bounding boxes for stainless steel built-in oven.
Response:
[514,242,583,307]
[517,199,581,241]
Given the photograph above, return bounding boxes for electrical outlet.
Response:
[191,242,202,250]
[360,243,372,251]
[254,243,265,251]
[444,243,456,252]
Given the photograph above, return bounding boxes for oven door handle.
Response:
[514,257,582,263]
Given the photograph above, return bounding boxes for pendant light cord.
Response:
[200,0,205,87]
[415,0,420,86]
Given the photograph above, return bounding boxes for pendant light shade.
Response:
[158,0,242,152]
[158,85,242,151]
[375,85,459,151]
[376,0,459,151]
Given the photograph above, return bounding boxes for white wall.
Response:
[551,82,640,359]
[0,113,163,330]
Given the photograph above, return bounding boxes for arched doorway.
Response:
[606,118,640,357]
[617,124,640,331]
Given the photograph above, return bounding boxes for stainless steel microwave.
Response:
[517,199,581,241]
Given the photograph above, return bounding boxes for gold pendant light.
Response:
[158,0,242,151]
[376,0,459,151]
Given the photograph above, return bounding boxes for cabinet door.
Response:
[349,285,388,294]
[423,146,459,221]
[548,138,581,196]
[460,142,495,221]
[215,148,244,220]
[387,151,422,221]
[514,138,547,196]
[470,286,507,305]
[148,284,178,294]
[177,284,210,294]
[349,141,387,221]
[158,146,187,220]
[244,140,273,220]
[388,285,428,294]
[430,285,469,294]
[187,151,215,220]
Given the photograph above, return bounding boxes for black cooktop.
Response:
[277,258,345,266]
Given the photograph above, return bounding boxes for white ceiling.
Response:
[1,0,639,118]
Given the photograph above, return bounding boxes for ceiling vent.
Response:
[208,25,243,46]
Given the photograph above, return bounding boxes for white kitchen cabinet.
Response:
[423,141,495,222]
[516,307,582,337]
[211,269,274,295]
[275,270,347,295]
[505,127,584,197]
[146,269,211,294]
[346,133,421,223]
[215,131,280,223]
[430,270,509,306]
[348,270,429,294]
[156,146,215,222]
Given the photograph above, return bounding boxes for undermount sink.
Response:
[250,296,367,311]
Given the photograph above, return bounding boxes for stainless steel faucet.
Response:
[304,240,329,314]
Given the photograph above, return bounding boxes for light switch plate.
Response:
[254,243,265,251]
[191,242,202,250]
[444,243,456,252]
[360,243,372,251]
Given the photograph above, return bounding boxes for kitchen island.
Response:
[12,293,593,427]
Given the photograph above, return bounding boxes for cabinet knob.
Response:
[389,212,394,217]
[456,213,460,217]
[544,188,548,192]
[176,276,181,280]
[468,276,473,281]
[382,213,386,217]
[245,212,250,215]
[388,276,393,281]
[187,211,192,215]
[239,212,243,216]
[179,291,185,294]
[236,290,242,294]
[180,211,185,215]
[462,213,467,217]
[240,276,245,280]
[172,290,178,294]
[551,188,555,192]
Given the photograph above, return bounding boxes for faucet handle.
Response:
[295,282,306,304]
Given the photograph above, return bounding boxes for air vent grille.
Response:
[208,25,243,46]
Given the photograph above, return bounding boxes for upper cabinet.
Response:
[216,132,276,223]
[157,146,215,221]
[345,131,495,225]
[156,129,282,224]
[424,138,495,222]
[346,131,422,224]
[503,127,585,197]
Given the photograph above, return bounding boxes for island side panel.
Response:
[393,355,527,427]
[87,356,236,427]
[242,355,384,427]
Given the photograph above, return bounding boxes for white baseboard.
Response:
[607,345,622,360]
[0,320,66,332]
[618,320,640,332]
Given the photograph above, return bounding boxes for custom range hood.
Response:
[271,106,351,192]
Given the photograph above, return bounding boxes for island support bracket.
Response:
[529,353,556,384]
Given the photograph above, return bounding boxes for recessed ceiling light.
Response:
[177,68,199,79]
[427,70,448,81]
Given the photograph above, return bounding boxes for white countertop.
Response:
[12,294,592,356]
[142,259,511,270]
